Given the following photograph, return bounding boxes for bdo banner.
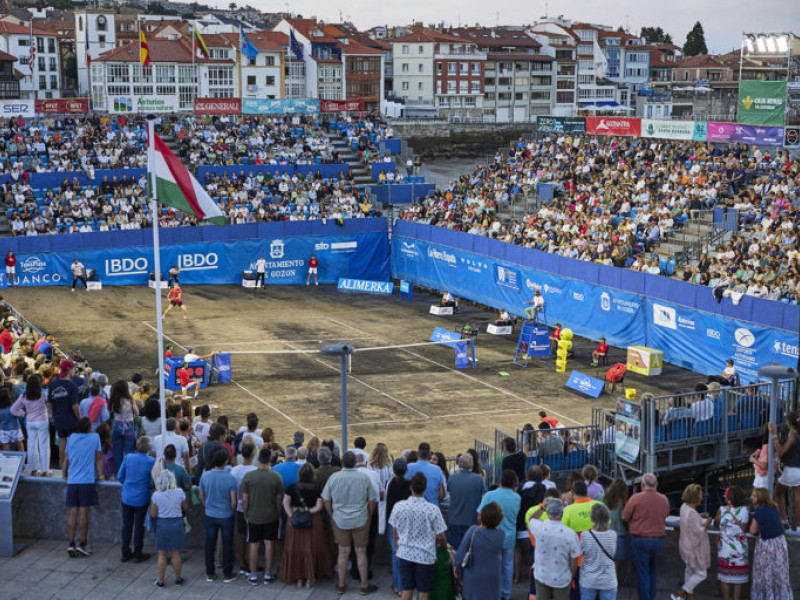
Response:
[194,98,241,115]
[585,117,641,137]
[737,80,787,126]
[535,116,586,134]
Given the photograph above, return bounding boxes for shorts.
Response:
[236,512,247,535]
[332,519,369,548]
[6,266,14,274]
[66,483,98,508]
[246,520,278,543]
[57,427,76,441]
[779,466,800,487]
[308,267,317,274]
[0,429,23,444]
[398,558,436,593]
[171,300,183,307]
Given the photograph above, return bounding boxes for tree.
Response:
[640,26,673,45]
[683,21,708,56]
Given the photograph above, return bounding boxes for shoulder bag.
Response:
[460,526,478,569]
[291,486,312,529]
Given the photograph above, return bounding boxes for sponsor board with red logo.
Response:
[586,117,641,137]
[320,99,365,112]
[35,99,90,114]
[193,97,241,115]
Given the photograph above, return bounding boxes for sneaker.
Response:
[248,574,259,586]
[67,544,77,557]
[175,578,185,586]
[315,282,318,286]
[223,575,236,584]
[154,580,165,589]
[306,282,310,286]
[75,545,91,557]
[71,288,75,292]
[206,574,215,582]
[239,566,249,576]
[263,572,277,583]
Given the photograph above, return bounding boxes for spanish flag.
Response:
[140,29,151,66]
[193,25,209,59]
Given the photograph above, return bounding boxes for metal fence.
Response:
[473,438,495,486]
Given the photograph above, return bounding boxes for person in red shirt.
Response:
[5,251,16,287]
[306,254,319,286]
[176,362,200,399]
[538,410,559,430]
[549,322,562,353]
[164,344,174,359]
[162,283,189,322]
[0,322,14,354]
[591,337,609,366]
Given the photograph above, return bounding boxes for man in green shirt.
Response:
[162,444,192,491]
[241,447,284,585]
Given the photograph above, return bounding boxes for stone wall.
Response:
[390,122,533,160]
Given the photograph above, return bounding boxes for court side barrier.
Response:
[1,168,147,190]
[198,163,348,182]
[371,162,397,181]
[473,438,496,486]
[370,183,436,204]
[0,217,390,287]
[391,221,798,381]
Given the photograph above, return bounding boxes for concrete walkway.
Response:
[3,539,700,600]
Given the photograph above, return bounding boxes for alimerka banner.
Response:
[585,117,641,136]
[35,98,89,114]
[320,99,364,112]
[737,80,786,126]
[193,98,241,115]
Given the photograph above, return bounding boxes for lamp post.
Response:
[321,342,354,453]
[757,363,797,492]
[740,33,794,125]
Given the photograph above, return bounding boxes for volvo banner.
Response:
[5,231,389,288]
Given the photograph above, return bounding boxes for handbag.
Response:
[459,526,478,569]
[290,486,312,530]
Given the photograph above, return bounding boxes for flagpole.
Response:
[148,118,168,439]
[191,24,196,105]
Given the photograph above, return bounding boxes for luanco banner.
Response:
[242,98,320,115]
[738,80,787,126]
[193,98,241,115]
[320,99,364,112]
[585,117,641,137]
[536,116,587,134]
[110,96,180,114]
[0,100,35,118]
[641,119,707,141]
[706,122,784,146]
[35,99,90,114]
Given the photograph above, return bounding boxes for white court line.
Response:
[141,321,316,436]
[316,407,528,429]
[279,340,430,419]
[187,338,375,348]
[325,317,583,426]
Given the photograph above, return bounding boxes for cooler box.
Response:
[429,305,453,316]
[626,346,663,376]
[242,270,257,288]
[148,272,168,289]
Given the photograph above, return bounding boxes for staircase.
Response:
[159,134,192,173]
[331,133,373,187]
[653,211,726,265]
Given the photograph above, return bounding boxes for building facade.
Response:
[74,11,116,95]
[0,22,60,100]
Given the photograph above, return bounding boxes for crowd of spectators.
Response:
[334,115,395,166]
[397,133,800,303]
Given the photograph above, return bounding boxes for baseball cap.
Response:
[59,359,75,378]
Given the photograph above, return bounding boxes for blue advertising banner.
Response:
[565,370,605,398]
[242,98,320,115]
[337,278,394,294]
[214,353,232,383]
[7,230,389,288]
[454,341,469,369]
[645,298,798,383]
[615,399,641,463]
[430,327,462,343]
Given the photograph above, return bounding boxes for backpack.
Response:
[88,396,106,424]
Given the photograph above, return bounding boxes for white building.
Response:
[0,21,61,100]
[74,11,116,96]
[220,30,287,100]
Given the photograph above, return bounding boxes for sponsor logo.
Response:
[337,278,393,294]
[596,119,631,130]
[526,279,542,292]
[774,340,799,358]
[427,247,457,266]
[21,256,47,274]
[706,328,721,340]
[600,292,611,312]
[331,241,357,252]
[495,265,519,289]
[400,241,419,258]
[572,292,584,302]
[315,242,330,251]
[178,253,218,271]
[105,257,149,276]
[1,102,33,115]
[734,328,756,348]
[653,303,677,330]
[270,239,285,259]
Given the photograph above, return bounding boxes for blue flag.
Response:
[289,29,303,60]
[240,27,258,61]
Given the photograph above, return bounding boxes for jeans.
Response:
[205,515,234,577]
[26,419,50,472]
[447,523,470,551]
[387,523,401,591]
[112,420,136,476]
[580,588,617,600]
[121,503,148,558]
[501,546,514,599]
[630,536,664,600]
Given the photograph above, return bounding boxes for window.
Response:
[18,39,28,47]
[98,35,105,43]
[464,96,476,107]
[49,57,56,71]
[485,77,495,86]
[265,56,274,66]
[266,75,275,86]
[247,75,256,86]
[556,91,574,103]
[436,81,442,94]
[401,63,408,72]
[48,39,55,53]
[459,62,468,75]
[249,58,255,66]
[38,57,45,71]
[207,66,234,88]
[178,65,194,84]
[484,91,495,100]
[418,82,423,90]
[50,75,57,90]
[470,81,480,93]
[515,92,524,101]
[459,80,468,93]
[447,62,456,75]
[108,63,129,83]
[438,96,448,107]
[418,45,423,53]
[401,45,409,54]
[78,16,83,31]
[471,63,480,75]
[530,90,551,101]
[436,63,442,75]
[179,86,194,111]
[210,49,229,60]
[447,80,456,93]
[155,65,175,83]
[39,75,47,89]
[401,81,409,90]
[37,38,43,53]
[156,85,176,96]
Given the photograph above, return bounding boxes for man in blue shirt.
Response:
[117,435,155,563]
[477,469,521,600]
[199,447,238,582]
[63,417,102,557]
[48,359,81,470]
[405,443,445,506]
[272,446,300,488]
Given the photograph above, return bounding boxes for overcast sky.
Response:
[234,0,800,54]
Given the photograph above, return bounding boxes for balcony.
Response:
[0,77,20,99]
[435,49,488,60]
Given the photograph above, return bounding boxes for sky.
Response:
[228,0,800,54]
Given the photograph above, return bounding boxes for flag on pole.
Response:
[86,37,92,68]
[140,29,151,66]
[239,27,258,61]
[28,24,35,75]
[193,25,209,59]
[150,133,226,224]
[289,29,303,60]
[593,40,608,79]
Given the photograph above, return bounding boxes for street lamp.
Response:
[757,363,797,492]
[740,33,795,124]
[320,342,354,453]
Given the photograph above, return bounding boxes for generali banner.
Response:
[35,98,89,114]
[320,99,364,112]
[586,117,641,137]
[193,98,242,115]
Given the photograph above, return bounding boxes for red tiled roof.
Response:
[390,27,471,45]
[448,27,542,50]
[0,21,55,36]
[96,39,233,63]
[0,49,17,62]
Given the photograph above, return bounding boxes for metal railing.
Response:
[473,438,495,486]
